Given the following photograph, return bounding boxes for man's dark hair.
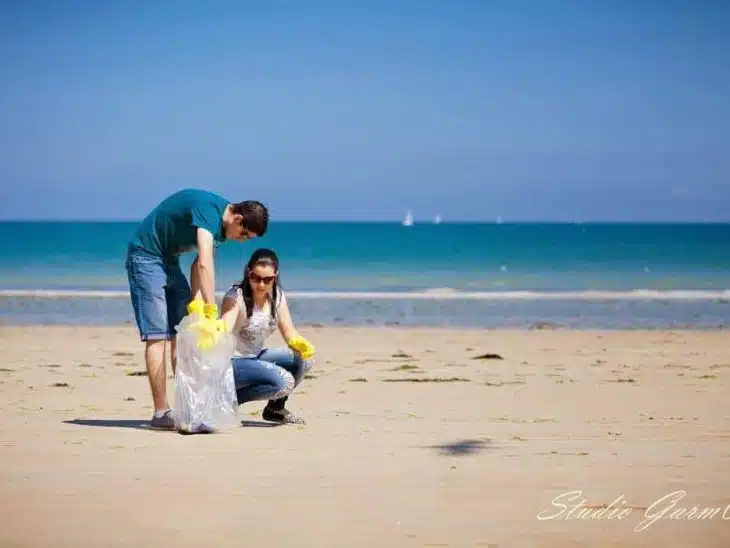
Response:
[232,200,269,236]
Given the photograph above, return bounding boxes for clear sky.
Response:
[1,0,728,222]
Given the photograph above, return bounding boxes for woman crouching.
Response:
[220,248,315,425]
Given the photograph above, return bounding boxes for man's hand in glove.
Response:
[186,299,227,350]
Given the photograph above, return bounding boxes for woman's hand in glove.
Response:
[287,335,316,359]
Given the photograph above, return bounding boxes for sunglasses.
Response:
[249,273,276,284]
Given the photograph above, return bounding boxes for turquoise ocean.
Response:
[1,221,728,329]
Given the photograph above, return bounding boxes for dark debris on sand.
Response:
[471,353,503,360]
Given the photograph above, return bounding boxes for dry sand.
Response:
[1,325,729,547]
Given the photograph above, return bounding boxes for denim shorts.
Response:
[125,251,191,341]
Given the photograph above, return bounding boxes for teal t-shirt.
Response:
[128,188,230,260]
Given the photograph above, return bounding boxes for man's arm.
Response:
[194,227,216,304]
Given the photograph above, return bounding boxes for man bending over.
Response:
[125,188,268,429]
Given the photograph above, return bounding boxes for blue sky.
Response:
[1,0,728,222]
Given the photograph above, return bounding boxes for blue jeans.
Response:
[232,347,313,405]
[125,250,191,341]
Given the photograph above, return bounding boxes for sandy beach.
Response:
[1,325,729,547]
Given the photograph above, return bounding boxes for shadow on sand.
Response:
[424,438,495,456]
[239,419,281,428]
[63,418,282,430]
[63,418,153,431]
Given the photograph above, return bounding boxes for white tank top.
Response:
[224,286,282,358]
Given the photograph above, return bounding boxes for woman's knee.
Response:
[269,366,295,399]
[286,347,314,374]
[286,352,314,383]
[300,357,314,376]
[258,347,314,382]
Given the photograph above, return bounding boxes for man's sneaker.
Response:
[262,406,306,425]
[150,409,175,430]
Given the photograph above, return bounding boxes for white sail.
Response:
[402,210,414,226]
[433,214,442,224]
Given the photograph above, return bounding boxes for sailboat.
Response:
[433,214,442,224]
[402,210,414,227]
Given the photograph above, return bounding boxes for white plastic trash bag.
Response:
[172,314,238,434]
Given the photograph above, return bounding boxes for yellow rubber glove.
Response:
[187,298,205,317]
[203,303,218,320]
[287,335,315,359]
[189,317,227,351]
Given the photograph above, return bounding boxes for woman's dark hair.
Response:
[234,248,281,319]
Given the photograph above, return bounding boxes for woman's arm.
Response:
[276,293,299,342]
[220,294,240,332]
[277,293,316,359]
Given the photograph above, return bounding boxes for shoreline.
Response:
[2,288,730,297]
[3,292,729,331]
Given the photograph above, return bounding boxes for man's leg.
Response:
[145,339,168,410]
[169,338,177,375]
[126,253,175,428]
[165,262,192,375]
